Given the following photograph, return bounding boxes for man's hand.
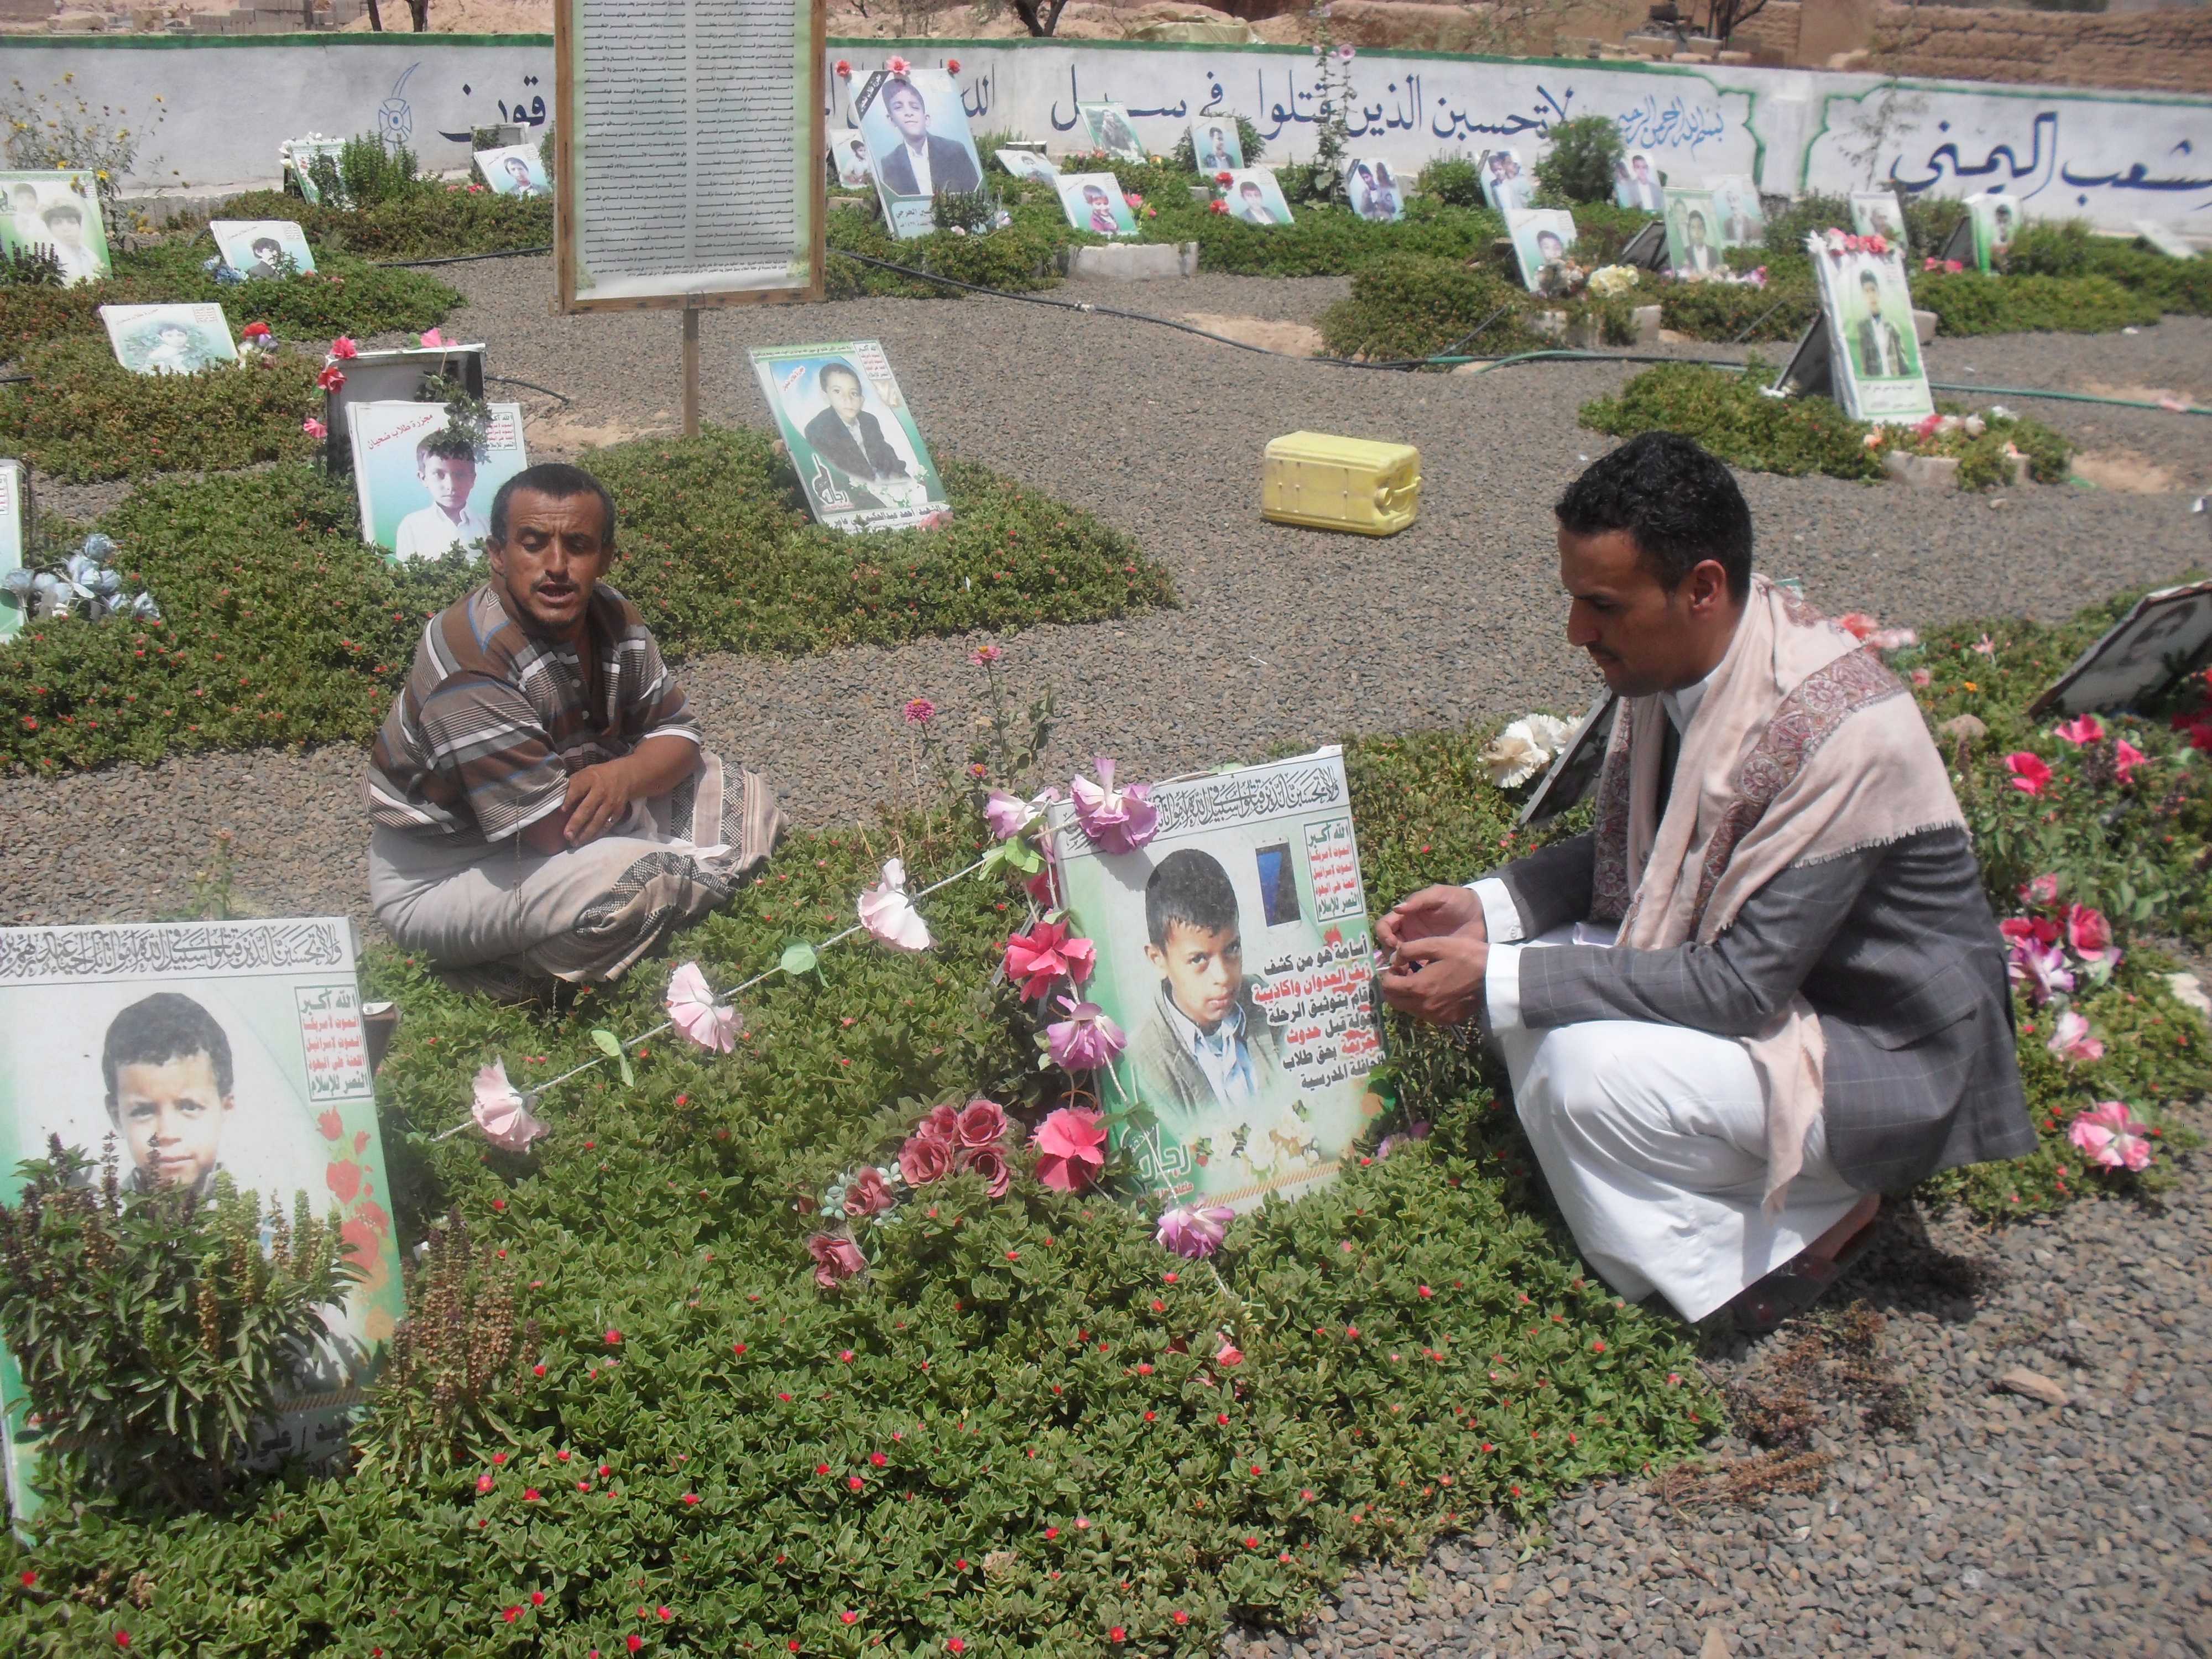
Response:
[1379,933,1490,1027]
[520,734,700,855]
[1375,884,1488,957]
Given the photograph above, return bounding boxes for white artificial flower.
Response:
[1481,713,1579,789]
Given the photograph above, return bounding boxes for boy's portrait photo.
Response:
[286,139,348,205]
[478,142,550,198]
[1346,159,1402,223]
[1052,172,1136,237]
[1505,207,1579,293]
[1480,148,1526,212]
[1615,150,1663,212]
[1081,102,1146,164]
[749,340,951,534]
[1849,190,1907,251]
[799,359,918,512]
[346,400,529,557]
[0,172,112,286]
[1709,175,1764,247]
[1225,168,1293,228]
[211,218,318,280]
[0,459,23,646]
[1846,259,1918,382]
[995,147,1058,182]
[1126,849,1285,1123]
[1190,117,1243,174]
[858,68,985,239]
[100,303,238,377]
[829,133,874,189]
[103,992,237,1198]
[1662,189,1723,276]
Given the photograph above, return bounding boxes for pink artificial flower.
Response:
[1337,41,1355,60]
[886,54,911,74]
[2046,1009,2105,1067]
[2063,903,2111,961]
[2021,873,2060,907]
[961,1143,1011,1198]
[2008,938,2075,1006]
[899,1131,955,1187]
[242,320,272,340]
[808,1233,868,1288]
[420,327,447,348]
[1123,193,1144,209]
[859,858,932,952]
[2053,714,2103,747]
[1375,1120,1431,1160]
[1215,1340,1244,1366]
[946,57,961,73]
[1945,259,1964,274]
[1923,255,1940,271]
[1973,634,1997,657]
[1215,171,1233,185]
[1209,199,1229,215]
[472,1060,550,1151]
[902,697,936,726]
[2114,738,2147,784]
[1031,1106,1109,1193]
[301,417,328,440]
[327,336,358,360]
[1004,919,1095,1000]
[1911,669,1932,687]
[1046,997,1125,1071]
[2069,1100,2152,1171]
[1835,612,1918,651]
[1070,758,1159,853]
[2005,753,2053,796]
[666,961,741,1053]
[984,790,1039,840]
[956,1098,1010,1150]
[922,1103,961,1139]
[845,1166,896,1218]
[316,365,346,392]
[1156,1204,1235,1260]
[1024,865,1057,907]
[2173,711,2212,753]
[835,58,851,77]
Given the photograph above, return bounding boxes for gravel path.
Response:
[5,259,2208,924]
[1234,1113,2212,1659]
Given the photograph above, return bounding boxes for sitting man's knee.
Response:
[1526,1025,1647,1133]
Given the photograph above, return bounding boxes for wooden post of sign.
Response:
[681,302,701,438]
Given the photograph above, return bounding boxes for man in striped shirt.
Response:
[366,462,782,999]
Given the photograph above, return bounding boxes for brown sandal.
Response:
[1729,1210,1881,1335]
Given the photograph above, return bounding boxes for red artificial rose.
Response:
[899,1131,955,1187]
[845,1166,896,1217]
[924,1102,962,1139]
[2064,902,2111,958]
[807,1232,867,1288]
[956,1098,1009,1149]
[962,1144,1012,1199]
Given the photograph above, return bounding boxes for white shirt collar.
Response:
[1661,660,1723,734]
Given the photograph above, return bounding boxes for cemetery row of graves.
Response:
[0,67,2205,1656]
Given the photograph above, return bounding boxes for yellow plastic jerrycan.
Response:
[1260,431,1422,537]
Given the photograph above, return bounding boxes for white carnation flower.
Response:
[1481,713,1580,789]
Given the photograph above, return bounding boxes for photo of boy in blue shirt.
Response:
[1126,848,1284,1123]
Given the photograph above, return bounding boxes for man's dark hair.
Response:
[416,427,482,468]
[1554,432,1752,600]
[103,993,234,1112]
[490,462,616,547]
[1145,850,1240,949]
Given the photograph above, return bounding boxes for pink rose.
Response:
[327,336,358,359]
[845,1166,896,1218]
[924,1103,961,1139]
[899,1132,954,1187]
[1032,1106,1109,1193]
[808,1233,867,1289]
[2020,873,2060,907]
[2063,903,2111,959]
[962,1143,1011,1198]
[956,1098,1010,1150]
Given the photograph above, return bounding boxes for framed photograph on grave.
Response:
[1055,172,1138,237]
[1964,192,2021,273]
[2026,580,2212,717]
[1224,168,1292,227]
[1044,746,1385,1212]
[0,917,407,1522]
[1504,207,1577,293]
[1707,174,1765,248]
[828,132,873,190]
[1190,116,1244,174]
[283,138,348,205]
[346,400,529,560]
[554,0,826,310]
[1344,158,1404,223]
[1079,102,1146,164]
[0,171,110,286]
[0,458,25,648]
[995,147,1058,183]
[321,343,487,479]
[1849,191,1908,252]
[210,218,317,280]
[750,340,951,534]
[2133,220,2198,260]
[1663,187,1725,278]
[478,141,552,199]
[1808,234,1933,424]
[858,69,984,241]
[1614,149,1664,212]
[1479,147,1527,212]
[98,303,237,377]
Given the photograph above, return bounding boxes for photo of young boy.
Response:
[392,429,489,561]
[346,400,528,558]
[102,992,237,1198]
[1126,849,1285,1123]
[0,172,112,286]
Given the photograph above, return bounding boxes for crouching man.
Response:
[367,462,782,999]
[1378,433,2034,1331]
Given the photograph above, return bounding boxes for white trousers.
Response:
[1491,942,1863,1322]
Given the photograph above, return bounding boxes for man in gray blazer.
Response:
[1376,434,2033,1331]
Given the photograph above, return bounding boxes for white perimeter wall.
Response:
[7,32,2209,231]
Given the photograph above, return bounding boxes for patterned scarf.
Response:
[1586,575,1965,1204]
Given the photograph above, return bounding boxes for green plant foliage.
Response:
[1530,116,1624,206]
[337,134,422,208]
[1578,358,1883,478]
[0,1144,356,1510]
[0,241,461,351]
[2008,220,2212,315]
[0,333,323,481]
[1415,155,1485,208]
[0,435,1174,774]
[1656,279,1818,345]
[217,183,552,262]
[1314,255,1541,363]
[1907,269,2162,336]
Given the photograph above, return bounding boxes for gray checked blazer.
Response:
[1489,826,2037,1193]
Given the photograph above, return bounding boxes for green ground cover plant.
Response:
[1577,360,2074,486]
[1313,254,1541,362]
[214,184,554,263]
[0,428,1174,774]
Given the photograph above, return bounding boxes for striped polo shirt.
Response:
[366,579,701,844]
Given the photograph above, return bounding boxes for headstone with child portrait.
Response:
[1806,231,1934,424]
[2026,580,2212,717]
[749,340,951,534]
[98,304,237,377]
[345,399,529,560]
[0,171,111,286]
[858,68,985,241]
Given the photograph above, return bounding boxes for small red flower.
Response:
[946,58,961,72]
[1418,1285,1432,1298]
[840,1349,855,1363]
[599,1464,612,1478]
[1144,1411,1156,1421]
[870,1452,888,1467]
[523,1489,542,1501]
[492,1198,505,1212]
[1045,1526,1060,1539]
[316,364,346,392]
[533,1363,546,1377]
[1216,1413,1229,1426]
[116,1636,131,1650]
[848,1476,864,1491]
[606,1329,623,1345]
[817,1463,832,1475]
[733,1343,747,1354]
[531,1592,546,1606]
[950,1641,966,1654]
[1109,1629,1126,1644]
[627,1639,643,1655]
[1592,1339,1606,1353]
[503,1606,523,1624]
[242,321,272,340]
[789,1644,802,1653]
[327,336,358,359]
[21,1571,35,1587]
[1173,1611,1190,1626]
[1300,1489,1314,1501]
[477,1473,495,1493]
[658,1607,672,1621]
[1136,1362,1153,1375]
[840,1611,860,1626]
[682,1493,700,1505]
[834,59,851,76]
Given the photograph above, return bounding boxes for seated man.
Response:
[1378,433,2033,1331]
[366,462,782,998]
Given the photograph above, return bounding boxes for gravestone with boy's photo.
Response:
[750,340,951,534]
[346,400,529,560]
